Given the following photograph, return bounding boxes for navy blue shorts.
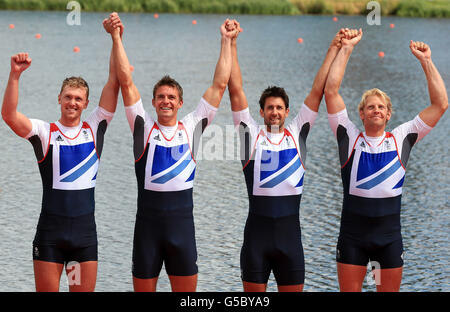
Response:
[240,213,304,286]
[336,210,403,269]
[32,213,98,264]
[132,214,198,279]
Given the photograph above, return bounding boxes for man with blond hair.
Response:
[324,29,448,291]
[1,19,123,291]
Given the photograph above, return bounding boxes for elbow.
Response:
[308,87,324,102]
[434,94,449,114]
[214,81,228,96]
[441,98,448,114]
[110,77,121,92]
[324,82,339,101]
[228,83,242,97]
[117,74,133,90]
[442,93,449,111]
[106,75,120,90]
[1,108,9,123]
[2,112,14,128]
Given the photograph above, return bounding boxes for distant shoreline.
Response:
[0,0,449,18]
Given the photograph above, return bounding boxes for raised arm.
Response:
[105,12,140,107]
[304,30,343,112]
[324,29,363,114]
[227,20,247,112]
[410,41,448,127]
[202,19,238,109]
[1,53,33,137]
[98,17,123,113]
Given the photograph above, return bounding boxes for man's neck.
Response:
[364,125,385,137]
[157,116,178,127]
[265,125,284,133]
[58,117,81,127]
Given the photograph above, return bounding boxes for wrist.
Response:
[221,36,232,43]
[9,71,21,80]
[420,57,432,66]
[342,44,354,50]
[341,45,354,54]
[111,31,121,41]
[328,45,340,52]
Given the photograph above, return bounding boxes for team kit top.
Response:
[232,103,318,218]
[125,98,217,217]
[25,107,114,217]
[328,109,432,218]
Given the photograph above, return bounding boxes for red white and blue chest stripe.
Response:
[247,129,304,197]
[47,122,99,191]
[141,122,196,192]
[347,132,405,199]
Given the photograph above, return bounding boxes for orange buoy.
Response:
[35,33,41,39]
[378,51,385,58]
[333,17,338,22]
[297,38,303,44]
[9,24,15,29]
[154,13,159,19]
[73,46,80,53]
[389,23,395,28]
[192,20,197,25]
[130,65,134,72]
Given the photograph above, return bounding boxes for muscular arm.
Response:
[304,32,341,112]
[202,20,236,109]
[107,13,141,107]
[228,22,248,112]
[410,41,448,127]
[98,39,120,113]
[1,54,32,138]
[324,29,362,115]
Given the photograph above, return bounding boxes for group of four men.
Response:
[1,13,447,292]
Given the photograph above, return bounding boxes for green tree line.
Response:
[0,0,449,18]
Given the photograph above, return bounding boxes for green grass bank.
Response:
[0,0,449,18]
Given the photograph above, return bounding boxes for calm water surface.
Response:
[0,11,448,292]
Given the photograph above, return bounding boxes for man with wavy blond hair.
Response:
[358,88,392,116]
[324,29,448,292]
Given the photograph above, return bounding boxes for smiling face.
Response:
[359,94,391,131]
[58,86,89,126]
[152,85,183,126]
[260,96,289,133]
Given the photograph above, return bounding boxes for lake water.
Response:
[0,11,448,292]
